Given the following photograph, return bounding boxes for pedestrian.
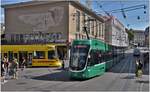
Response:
[3,56,9,78]
[1,60,5,82]
[62,53,67,70]
[21,57,26,71]
[13,57,19,79]
[62,60,65,70]
[8,58,18,79]
[135,60,143,77]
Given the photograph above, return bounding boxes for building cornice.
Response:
[2,1,105,23]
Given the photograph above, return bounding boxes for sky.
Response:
[1,0,149,30]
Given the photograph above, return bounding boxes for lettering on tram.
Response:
[70,45,90,70]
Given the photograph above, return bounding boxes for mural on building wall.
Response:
[19,6,64,32]
[6,32,67,44]
[23,32,66,43]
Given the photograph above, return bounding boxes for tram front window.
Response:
[70,45,89,71]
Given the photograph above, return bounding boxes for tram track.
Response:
[105,53,131,90]
[62,54,134,91]
[109,53,145,91]
[122,53,133,91]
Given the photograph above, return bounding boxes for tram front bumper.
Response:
[69,71,87,79]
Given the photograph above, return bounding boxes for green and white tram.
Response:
[69,39,113,79]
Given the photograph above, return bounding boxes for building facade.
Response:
[133,30,145,47]
[104,16,128,47]
[2,1,105,45]
[145,26,149,47]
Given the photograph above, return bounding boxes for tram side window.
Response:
[97,51,103,63]
[87,50,100,66]
[103,51,112,61]
[33,51,45,59]
[102,52,106,62]
[48,50,55,59]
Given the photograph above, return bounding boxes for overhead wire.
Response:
[95,1,111,16]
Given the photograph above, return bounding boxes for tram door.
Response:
[28,53,32,67]
[14,53,18,60]
[8,51,13,62]
[19,51,27,68]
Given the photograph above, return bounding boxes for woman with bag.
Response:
[135,60,143,77]
[9,58,18,79]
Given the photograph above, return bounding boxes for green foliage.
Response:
[126,28,134,42]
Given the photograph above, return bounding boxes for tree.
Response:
[125,28,134,43]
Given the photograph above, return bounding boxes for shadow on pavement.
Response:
[108,53,149,75]
[30,70,81,82]
[16,82,27,85]
[121,75,135,79]
[136,80,149,84]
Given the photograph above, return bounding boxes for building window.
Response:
[102,23,104,38]
[76,10,80,32]
[82,13,86,26]
[20,34,24,43]
[91,21,94,36]
[11,34,15,43]
[87,17,91,34]
[99,23,102,37]
[75,34,78,39]
[16,34,19,43]
[79,34,80,39]
[87,17,90,34]
[95,21,98,37]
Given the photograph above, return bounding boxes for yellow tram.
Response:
[1,44,67,67]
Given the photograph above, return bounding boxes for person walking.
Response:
[135,60,143,77]
[13,57,19,79]
[21,57,26,71]
[1,60,5,83]
[8,58,18,79]
[3,56,9,79]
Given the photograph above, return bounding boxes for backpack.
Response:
[11,61,17,69]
